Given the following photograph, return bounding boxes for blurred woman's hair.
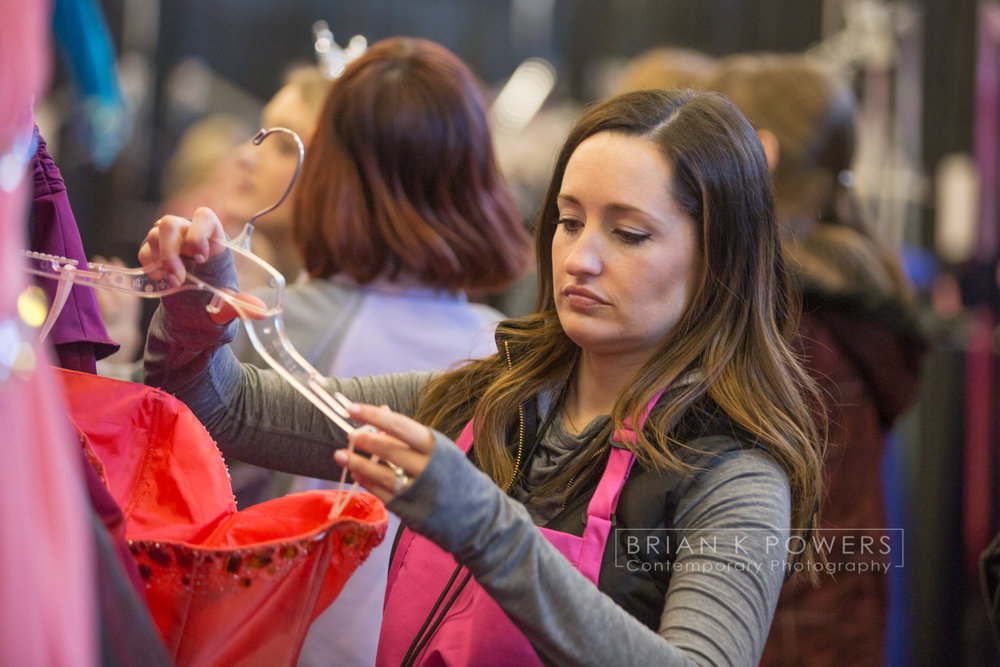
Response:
[614,46,717,95]
[293,37,530,293]
[706,53,913,300]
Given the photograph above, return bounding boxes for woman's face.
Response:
[552,131,696,367]
[225,83,317,235]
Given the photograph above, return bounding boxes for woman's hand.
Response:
[137,207,265,325]
[334,399,436,505]
[137,206,229,287]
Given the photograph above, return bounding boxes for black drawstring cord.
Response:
[402,568,474,666]
[400,564,464,666]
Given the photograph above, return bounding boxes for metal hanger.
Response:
[229,127,304,250]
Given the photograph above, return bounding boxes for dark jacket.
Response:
[761,285,927,666]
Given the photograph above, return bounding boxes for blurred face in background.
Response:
[225,82,319,236]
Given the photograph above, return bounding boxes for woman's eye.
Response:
[274,136,299,156]
[556,218,583,233]
[614,229,651,245]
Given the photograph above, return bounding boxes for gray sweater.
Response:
[144,255,791,666]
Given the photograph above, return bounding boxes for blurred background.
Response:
[42,0,979,263]
[34,0,999,664]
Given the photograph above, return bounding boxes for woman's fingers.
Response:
[153,216,191,284]
[137,209,228,285]
[332,402,436,502]
[333,448,400,504]
[344,425,427,475]
[138,215,189,284]
[347,402,436,456]
[185,207,228,261]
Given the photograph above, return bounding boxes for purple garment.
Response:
[27,123,170,662]
[29,125,118,372]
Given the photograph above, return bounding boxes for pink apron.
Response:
[376,399,662,666]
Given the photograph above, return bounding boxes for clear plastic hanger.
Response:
[26,127,366,517]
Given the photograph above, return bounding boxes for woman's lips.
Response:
[563,286,606,308]
[232,179,254,196]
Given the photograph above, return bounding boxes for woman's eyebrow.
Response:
[558,193,648,215]
[557,193,664,228]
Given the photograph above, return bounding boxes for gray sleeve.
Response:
[143,253,434,480]
[227,308,265,367]
[390,439,789,667]
[661,448,790,665]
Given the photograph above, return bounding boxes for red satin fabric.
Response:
[55,367,387,666]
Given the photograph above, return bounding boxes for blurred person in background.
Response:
[226,36,531,666]
[221,64,330,283]
[612,46,717,95]
[707,52,928,666]
[93,67,329,379]
[95,113,251,379]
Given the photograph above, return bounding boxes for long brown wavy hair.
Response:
[415,89,825,561]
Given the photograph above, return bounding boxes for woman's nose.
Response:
[233,139,257,168]
[563,226,602,276]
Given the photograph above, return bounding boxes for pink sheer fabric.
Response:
[0,1,99,664]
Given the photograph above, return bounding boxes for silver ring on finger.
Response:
[390,463,412,496]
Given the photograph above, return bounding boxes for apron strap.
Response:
[612,386,667,446]
[577,447,634,585]
[576,387,667,583]
[456,419,476,454]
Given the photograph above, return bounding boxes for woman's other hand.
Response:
[334,399,436,504]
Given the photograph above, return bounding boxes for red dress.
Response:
[56,367,388,666]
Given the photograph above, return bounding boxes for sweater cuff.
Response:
[387,430,506,556]
[159,251,240,346]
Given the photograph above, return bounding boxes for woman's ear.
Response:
[757,128,780,172]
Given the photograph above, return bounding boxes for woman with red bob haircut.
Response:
[225,37,531,666]
[293,36,530,292]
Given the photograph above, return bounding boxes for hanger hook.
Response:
[246,126,305,233]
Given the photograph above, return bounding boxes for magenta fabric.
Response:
[964,306,996,580]
[377,417,636,666]
[967,2,1000,584]
[28,126,118,372]
[975,5,1000,260]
